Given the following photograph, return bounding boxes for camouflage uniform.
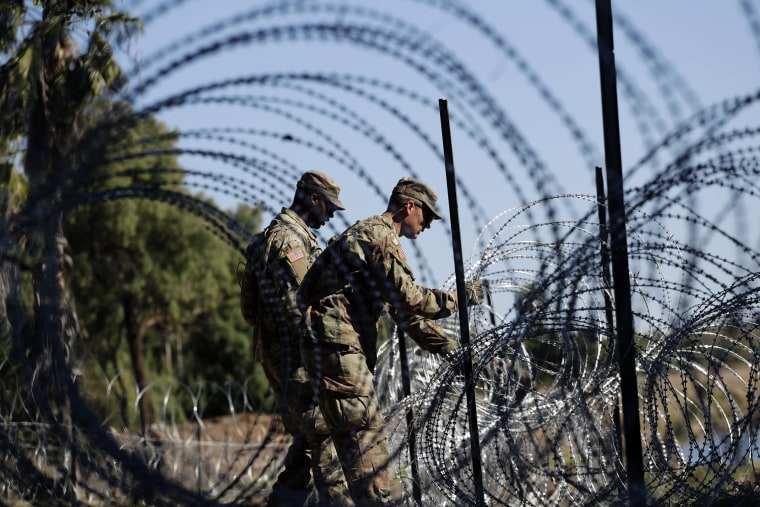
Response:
[298,211,459,506]
[243,206,349,506]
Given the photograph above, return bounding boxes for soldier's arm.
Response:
[371,230,458,321]
[267,234,312,332]
[397,314,458,355]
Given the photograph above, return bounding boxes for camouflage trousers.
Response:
[303,342,403,507]
[265,376,351,506]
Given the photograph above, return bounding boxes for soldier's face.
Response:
[400,201,431,239]
[306,194,334,229]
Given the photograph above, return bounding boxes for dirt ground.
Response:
[113,412,292,505]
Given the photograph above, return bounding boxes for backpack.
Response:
[239,231,267,327]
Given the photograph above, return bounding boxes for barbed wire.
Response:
[3,0,760,505]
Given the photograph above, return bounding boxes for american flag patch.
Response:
[286,250,305,262]
[397,247,405,259]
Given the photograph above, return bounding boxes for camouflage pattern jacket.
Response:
[298,212,459,375]
[242,208,320,389]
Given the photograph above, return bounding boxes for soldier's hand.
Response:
[464,279,484,306]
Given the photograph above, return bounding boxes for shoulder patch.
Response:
[397,246,406,259]
[286,249,305,262]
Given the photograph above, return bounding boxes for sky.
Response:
[115,0,760,301]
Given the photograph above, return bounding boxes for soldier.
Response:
[240,170,351,506]
[297,177,483,506]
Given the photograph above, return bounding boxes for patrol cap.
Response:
[392,177,443,220]
[298,170,346,210]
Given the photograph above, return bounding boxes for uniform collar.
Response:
[280,207,318,242]
[379,211,400,240]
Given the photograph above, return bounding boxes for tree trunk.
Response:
[123,297,167,433]
[0,162,10,347]
[36,210,78,494]
[0,160,10,342]
[24,40,80,490]
[0,267,10,353]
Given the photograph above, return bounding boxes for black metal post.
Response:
[483,279,497,327]
[594,2,647,505]
[595,166,624,472]
[438,98,485,506]
[397,328,422,505]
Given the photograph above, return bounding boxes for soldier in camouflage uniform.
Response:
[240,170,351,506]
[297,177,483,506]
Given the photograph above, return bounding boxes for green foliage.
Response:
[376,312,394,348]
[0,164,27,214]
[0,0,141,183]
[1,0,269,430]
[0,1,25,56]
[233,202,263,236]
[65,110,268,426]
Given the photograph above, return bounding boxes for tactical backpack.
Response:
[239,231,267,326]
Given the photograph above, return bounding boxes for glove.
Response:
[464,279,484,306]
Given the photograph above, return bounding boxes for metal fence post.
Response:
[594,2,647,504]
[438,98,485,506]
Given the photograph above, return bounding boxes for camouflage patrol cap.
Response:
[298,170,346,210]
[392,177,443,220]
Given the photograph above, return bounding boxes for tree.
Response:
[0,5,141,492]
[64,109,266,429]
[181,203,273,410]
[0,0,140,387]
[0,0,141,347]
